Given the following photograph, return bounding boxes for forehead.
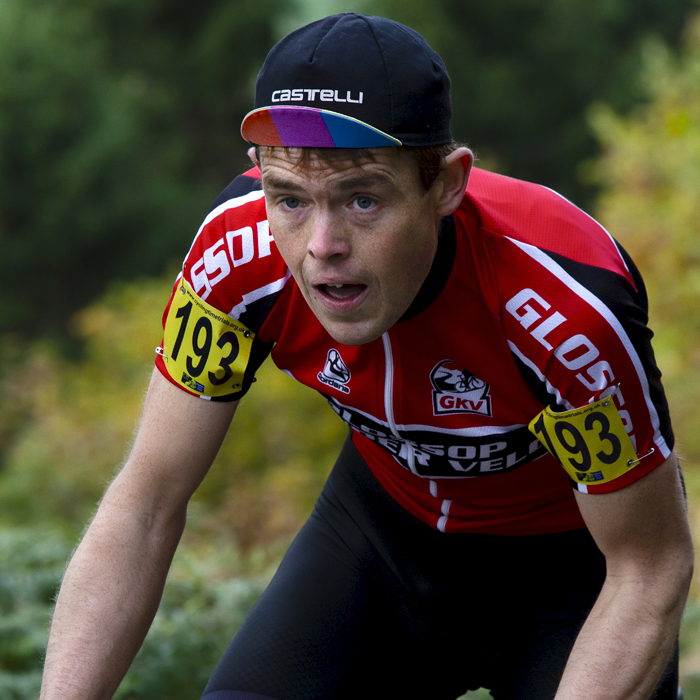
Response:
[258,147,422,191]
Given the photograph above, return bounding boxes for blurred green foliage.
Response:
[590,15,700,690]
[682,602,700,700]
[1,0,696,338]
[0,0,289,337]
[591,16,700,488]
[0,528,70,699]
[0,274,347,551]
[0,527,269,699]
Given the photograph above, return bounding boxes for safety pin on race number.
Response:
[627,447,655,467]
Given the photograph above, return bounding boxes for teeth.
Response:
[327,283,344,288]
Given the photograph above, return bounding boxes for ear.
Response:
[436,147,473,217]
[248,146,260,168]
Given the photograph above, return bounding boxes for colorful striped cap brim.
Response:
[241,106,402,148]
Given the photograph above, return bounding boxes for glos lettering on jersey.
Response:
[506,287,637,452]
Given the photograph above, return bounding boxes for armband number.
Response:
[161,279,255,398]
[528,395,638,485]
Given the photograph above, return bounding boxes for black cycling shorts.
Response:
[201,433,679,700]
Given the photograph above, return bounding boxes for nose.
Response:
[307,210,350,260]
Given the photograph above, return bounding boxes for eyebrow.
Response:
[335,174,399,192]
[261,174,306,193]
[262,171,400,195]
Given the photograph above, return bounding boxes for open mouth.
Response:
[318,283,367,301]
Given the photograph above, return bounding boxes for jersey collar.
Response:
[398,215,456,323]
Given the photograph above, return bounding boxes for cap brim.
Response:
[241,106,402,148]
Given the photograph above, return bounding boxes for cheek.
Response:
[378,227,436,295]
[398,213,439,264]
[268,222,303,270]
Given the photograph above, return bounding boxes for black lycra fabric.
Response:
[202,433,679,700]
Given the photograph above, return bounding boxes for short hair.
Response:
[256,143,461,192]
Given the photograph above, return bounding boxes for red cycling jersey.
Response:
[156,166,673,536]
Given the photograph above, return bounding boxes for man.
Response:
[41,13,693,700]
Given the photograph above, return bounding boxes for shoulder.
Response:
[451,170,674,493]
[196,166,266,240]
[458,167,632,284]
[207,166,263,212]
[180,166,290,326]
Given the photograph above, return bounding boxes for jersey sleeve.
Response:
[482,193,673,495]
[155,168,282,402]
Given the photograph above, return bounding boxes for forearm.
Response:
[40,481,187,700]
[554,568,691,700]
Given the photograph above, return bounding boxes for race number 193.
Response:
[528,395,638,485]
[160,279,255,398]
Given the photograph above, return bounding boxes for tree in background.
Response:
[589,15,700,693]
[0,0,288,338]
[2,0,696,339]
[591,15,700,486]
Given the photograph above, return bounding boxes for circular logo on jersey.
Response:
[430,360,492,416]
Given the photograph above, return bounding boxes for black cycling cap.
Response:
[240,13,452,148]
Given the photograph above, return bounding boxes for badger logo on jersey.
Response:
[318,349,351,394]
[431,360,492,416]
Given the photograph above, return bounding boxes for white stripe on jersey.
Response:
[184,189,266,262]
[326,395,531,439]
[397,421,530,437]
[437,499,452,532]
[229,269,293,320]
[505,236,670,459]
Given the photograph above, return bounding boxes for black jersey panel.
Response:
[399,215,456,323]
[541,247,673,449]
[208,173,262,213]
[238,293,285,336]
[510,354,562,410]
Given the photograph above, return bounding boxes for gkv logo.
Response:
[317,348,351,394]
[431,360,492,416]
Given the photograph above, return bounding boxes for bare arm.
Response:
[554,452,694,700]
[40,370,238,700]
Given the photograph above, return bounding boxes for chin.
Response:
[323,320,385,347]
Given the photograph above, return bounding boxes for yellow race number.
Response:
[528,394,639,485]
[161,279,255,398]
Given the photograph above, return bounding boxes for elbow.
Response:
[654,539,694,620]
[677,542,695,601]
[674,525,695,594]
[605,537,694,623]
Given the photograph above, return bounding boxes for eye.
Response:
[353,196,375,210]
[281,197,301,210]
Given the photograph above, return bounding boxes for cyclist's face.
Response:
[260,148,456,345]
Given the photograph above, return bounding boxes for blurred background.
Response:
[1,0,699,697]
